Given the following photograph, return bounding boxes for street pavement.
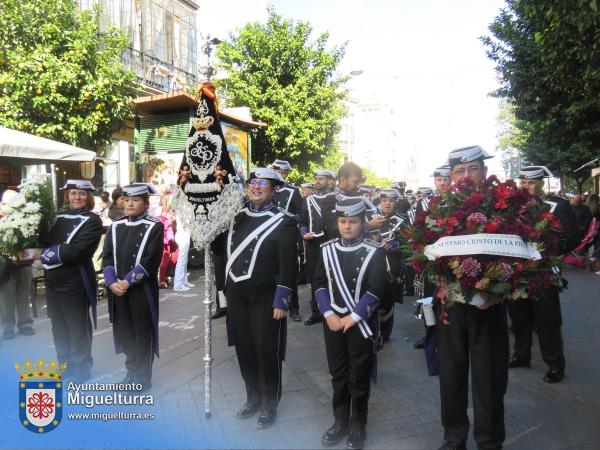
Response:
[1,266,600,449]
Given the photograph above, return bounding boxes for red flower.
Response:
[436,216,459,231]
[484,218,502,233]
[412,258,425,274]
[493,184,515,209]
[470,192,484,204]
[400,175,563,305]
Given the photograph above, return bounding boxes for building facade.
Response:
[80,0,200,95]
[338,96,402,182]
[78,0,202,192]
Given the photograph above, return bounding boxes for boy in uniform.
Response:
[314,197,389,449]
[102,184,164,390]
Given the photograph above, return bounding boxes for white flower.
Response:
[8,193,26,208]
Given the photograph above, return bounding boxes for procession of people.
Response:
[0,143,582,450]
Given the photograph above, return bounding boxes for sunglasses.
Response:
[248,179,272,188]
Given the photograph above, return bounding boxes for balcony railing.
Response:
[123,48,199,93]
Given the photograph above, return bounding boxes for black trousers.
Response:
[45,273,93,378]
[305,239,323,315]
[507,286,565,370]
[289,279,300,313]
[380,311,394,341]
[288,236,301,313]
[435,303,509,449]
[113,288,155,384]
[228,282,286,412]
[323,321,373,428]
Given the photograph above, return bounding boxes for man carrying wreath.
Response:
[435,146,509,450]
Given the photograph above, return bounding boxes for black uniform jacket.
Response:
[376,210,407,278]
[276,183,303,216]
[102,214,164,355]
[226,205,299,309]
[313,237,389,339]
[408,196,432,225]
[41,208,103,321]
[395,197,411,215]
[299,192,330,238]
[319,191,377,240]
[545,195,581,254]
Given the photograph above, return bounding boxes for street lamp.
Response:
[200,35,223,81]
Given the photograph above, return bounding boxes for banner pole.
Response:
[203,243,214,418]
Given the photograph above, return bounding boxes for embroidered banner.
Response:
[424,233,541,261]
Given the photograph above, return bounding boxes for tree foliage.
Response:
[482,0,600,191]
[362,167,392,189]
[215,8,347,178]
[0,0,135,149]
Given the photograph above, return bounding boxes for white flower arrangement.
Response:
[0,175,55,259]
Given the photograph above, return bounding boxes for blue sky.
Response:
[200,0,508,180]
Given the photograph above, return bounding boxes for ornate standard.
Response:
[172,83,242,418]
[203,244,213,418]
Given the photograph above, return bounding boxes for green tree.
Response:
[482,0,600,192]
[215,8,347,178]
[362,167,392,189]
[0,0,135,149]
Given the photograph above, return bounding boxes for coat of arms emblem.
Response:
[16,359,66,433]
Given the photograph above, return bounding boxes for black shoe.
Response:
[543,368,564,384]
[18,327,35,336]
[321,421,349,446]
[256,409,276,429]
[290,309,302,322]
[236,402,260,419]
[413,337,425,349]
[509,356,531,368]
[211,307,227,320]
[2,329,15,340]
[438,441,466,450]
[304,314,322,326]
[346,427,366,449]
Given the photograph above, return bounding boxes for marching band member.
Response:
[391,181,411,214]
[272,159,303,321]
[102,184,164,390]
[433,165,452,194]
[40,180,103,382]
[272,159,303,215]
[300,182,315,197]
[373,189,407,342]
[314,197,389,450]
[328,171,338,191]
[301,169,335,326]
[320,162,378,241]
[435,146,508,450]
[509,166,578,383]
[226,168,298,429]
[407,186,434,225]
[412,166,450,350]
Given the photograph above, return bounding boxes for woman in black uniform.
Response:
[40,180,103,382]
[226,167,298,429]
